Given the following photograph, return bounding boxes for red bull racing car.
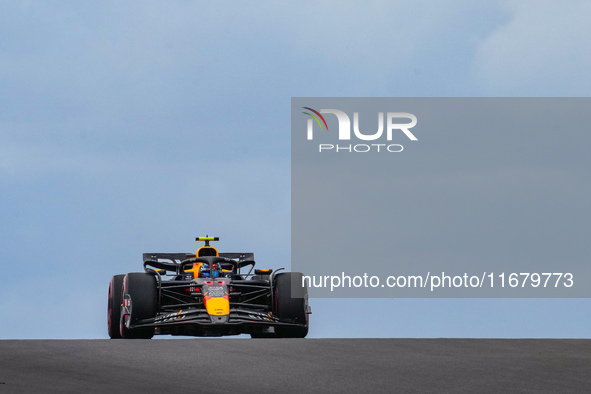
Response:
[108,237,310,339]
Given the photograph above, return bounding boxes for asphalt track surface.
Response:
[0,339,589,393]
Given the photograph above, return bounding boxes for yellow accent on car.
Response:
[196,245,219,257]
[205,297,230,316]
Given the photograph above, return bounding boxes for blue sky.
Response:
[1,0,590,338]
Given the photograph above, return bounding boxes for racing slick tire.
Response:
[120,272,157,339]
[108,274,125,339]
[273,272,309,338]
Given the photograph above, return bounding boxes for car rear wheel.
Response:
[120,272,157,339]
[274,272,309,338]
[108,275,125,339]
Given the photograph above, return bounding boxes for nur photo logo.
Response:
[302,107,418,153]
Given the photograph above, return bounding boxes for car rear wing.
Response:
[142,252,255,273]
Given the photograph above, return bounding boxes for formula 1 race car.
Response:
[108,237,310,339]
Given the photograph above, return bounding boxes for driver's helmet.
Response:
[199,263,222,278]
[211,263,221,278]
